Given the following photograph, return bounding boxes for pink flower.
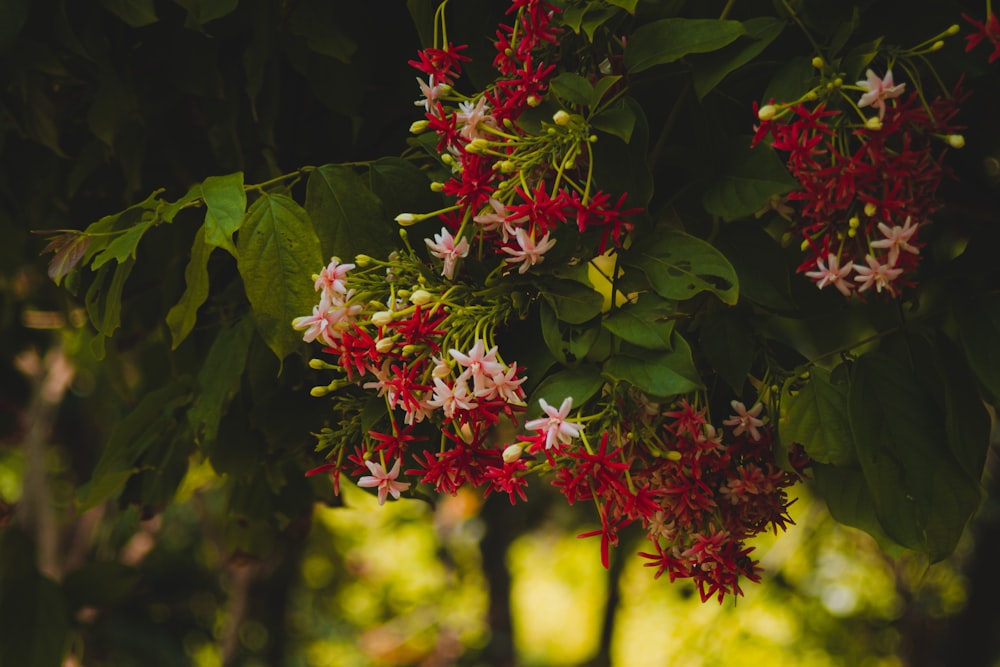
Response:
[869,216,919,266]
[426,377,478,418]
[314,256,354,296]
[425,227,470,279]
[856,69,905,119]
[357,458,411,505]
[525,397,581,450]
[853,253,903,294]
[474,197,526,241]
[488,363,527,404]
[804,253,853,296]
[502,227,556,274]
[415,76,445,111]
[455,97,495,140]
[723,400,764,441]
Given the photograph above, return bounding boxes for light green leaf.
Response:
[601,294,675,350]
[237,193,324,360]
[528,364,605,419]
[306,164,392,262]
[625,19,745,73]
[692,17,785,100]
[703,139,798,219]
[188,316,255,446]
[626,229,738,305]
[606,0,637,13]
[91,216,154,270]
[779,367,854,465]
[603,334,702,398]
[166,225,213,349]
[202,172,246,256]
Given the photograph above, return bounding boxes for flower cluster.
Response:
[753,46,965,298]
[408,0,638,282]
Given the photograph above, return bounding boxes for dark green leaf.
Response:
[288,0,359,63]
[714,221,794,311]
[779,367,854,465]
[201,172,246,256]
[840,37,883,81]
[699,304,753,394]
[62,562,139,609]
[603,334,702,397]
[626,229,739,305]
[166,225,213,349]
[100,0,158,27]
[812,463,902,553]
[591,98,653,206]
[540,301,600,364]
[541,278,604,324]
[550,72,595,106]
[528,364,605,418]
[580,6,617,41]
[306,164,392,262]
[849,353,981,559]
[592,104,636,143]
[80,378,193,510]
[368,157,439,219]
[625,19,745,73]
[172,0,238,28]
[954,293,1000,400]
[703,140,798,219]
[601,293,675,350]
[237,193,324,360]
[188,316,255,446]
[0,531,68,667]
[691,17,785,100]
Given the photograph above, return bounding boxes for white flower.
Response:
[455,97,495,140]
[449,339,504,396]
[869,216,919,266]
[853,253,903,294]
[357,459,411,505]
[857,68,905,119]
[804,253,853,296]
[525,397,581,450]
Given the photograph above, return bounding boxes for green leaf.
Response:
[541,301,600,364]
[550,72,596,106]
[201,172,246,257]
[0,531,68,667]
[528,364,605,418]
[606,0,637,12]
[172,0,238,28]
[79,379,193,510]
[601,294,675,350]
[306,164,392,262]
[541,278,604,324]
[603,334,702,398]
[625,19,745,73]
[714,221,794,311]
[100,0,158,27]
[85,260,135,359]
[368,157,439,219]
[954,293,1000,400]
[91,216,154,270]
[591,103,636,143]
[188,316,256,446]
[840,37,883,81]
[288,0,359,63]
[779,367,855,465]
[166,225,213,349]
[703,139,798,219]
[237,193,324,360]
[591,98,653,206]
[626,229,738,305]
[699,304,753,394]
[691,17,785,100]
[812,463,902,553]
[849,352,981,559]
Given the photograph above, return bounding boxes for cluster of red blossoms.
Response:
[410,0,637,278]
[752,69,965,298]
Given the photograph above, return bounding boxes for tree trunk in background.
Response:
[480,495,521,667]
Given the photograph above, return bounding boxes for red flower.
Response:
[964,8,1000,62]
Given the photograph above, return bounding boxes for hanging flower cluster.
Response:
[752,31,966,298]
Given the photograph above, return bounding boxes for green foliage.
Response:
[626,229,739,305]
[625,18,746,72]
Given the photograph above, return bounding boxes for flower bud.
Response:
[848,216,860,229]
[553,110,571,126]
[757,104,777,121]
[355,254,372,267]
[401,344,418,356]
[865,116,882,131]
[864,202,878,217]
[800,239,810,252]
[947,24,960,35]
[310,385,330,397]
[465,138,489,153]
[441,153,456,166]
[947,134,965,149]
[665,450,682,462]
[930,40,944,51]
[371,310,393,326]
[527,94,541,107]
[432,359,450,378]
[309,358,336,370]
[430,181,445,192]
[409,289,433,306]
[502,444,523,463]
[395,213,419,226]
[375,337,395,354]
[409,120,429,134]
[811,56,825,69]
[499,160,516,173]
